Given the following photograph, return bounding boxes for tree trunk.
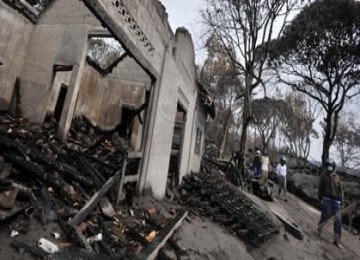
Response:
[238,74,252,173]
[321,112,333,167]
[219,112,231,158]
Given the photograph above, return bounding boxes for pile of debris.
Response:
[0,113,186,259]
[176,161,281,244]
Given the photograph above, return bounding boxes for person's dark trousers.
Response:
[319,197,342,242]
[254,166,261,178]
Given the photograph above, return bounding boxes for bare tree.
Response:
[87,38,126,73]
[270,0,360,166]
[333,113,360,167]
[201,0,298,172]
[280,93,319,159]
[200,35,242,158]
[251,97,285,151]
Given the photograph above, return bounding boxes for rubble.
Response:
[175,161,281,244]
[0,112,187,258]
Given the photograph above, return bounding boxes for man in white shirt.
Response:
[276,156,288,202]
[261,150,270,186]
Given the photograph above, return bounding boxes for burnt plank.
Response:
[137,210,188,260]
[68,172,121,226]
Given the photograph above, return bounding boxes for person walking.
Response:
[317,158,344,248]
[276,156,287,202]
[261,150,270,186]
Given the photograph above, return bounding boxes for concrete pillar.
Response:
[58,39,88,141]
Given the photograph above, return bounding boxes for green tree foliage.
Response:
[269,0,360,165]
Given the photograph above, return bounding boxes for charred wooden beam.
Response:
[78,155,106,184]
[0,203,26,221]
[68,173,121,226]
[30,148,94,187]
[137,210,188,260]
[4,155,74,201]
[115,157,127,209]
[58,215,93,252]
[0,133,93,187]
[52,250,119,260]
[77,155,104,190]
[83,153,119,171]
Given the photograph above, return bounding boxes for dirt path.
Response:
[174,215,254,260]
[255,191,360,260]
[175,189,360,260]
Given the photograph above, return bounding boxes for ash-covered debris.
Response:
[0,113,186,259]
[175,160,281,245]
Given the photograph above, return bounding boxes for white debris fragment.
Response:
[10,230,19,237]
[86,233,103,244]
[38,238,59,254]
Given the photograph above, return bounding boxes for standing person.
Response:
[261,150,270,186]
[317,158,344,248]
[276,156,287,202]
[253,149,262,179]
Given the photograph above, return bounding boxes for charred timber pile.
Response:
[0,113,185,259]
[177,162,281,244]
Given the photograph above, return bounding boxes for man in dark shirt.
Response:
[317,158,344,248]
[253,149,262,178]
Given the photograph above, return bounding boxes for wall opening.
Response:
[86,37,127,75]
[54,83,68,122]
[167,103,187,191]
[195,127,203,155]
[47,66,72,122]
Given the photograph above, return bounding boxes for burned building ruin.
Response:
[0,0,215,200]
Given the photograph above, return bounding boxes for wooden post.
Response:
[318,202,357,232]
[137,210,188,260]
[273,211,304,240]
[68,173,120,226]
[116,157,127,209]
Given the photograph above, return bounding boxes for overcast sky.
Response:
[159,0,207,64]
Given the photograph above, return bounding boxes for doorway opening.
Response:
[53,83,68,122]
[167,103,187,191]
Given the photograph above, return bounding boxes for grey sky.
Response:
[160,0,207,64]
[159,0,360,164]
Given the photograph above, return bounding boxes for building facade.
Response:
[0,0,214,200]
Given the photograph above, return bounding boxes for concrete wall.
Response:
[189,100,207,173]
[82,0,208,199]
[140,30,199,199]
[1,0,208,200]
[0,2,33,110]
[83,0,171,77]
[75,56,151,130]
[19,0,105,140]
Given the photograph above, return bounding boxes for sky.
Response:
[159,0,207,64]
[159,0,360,164]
